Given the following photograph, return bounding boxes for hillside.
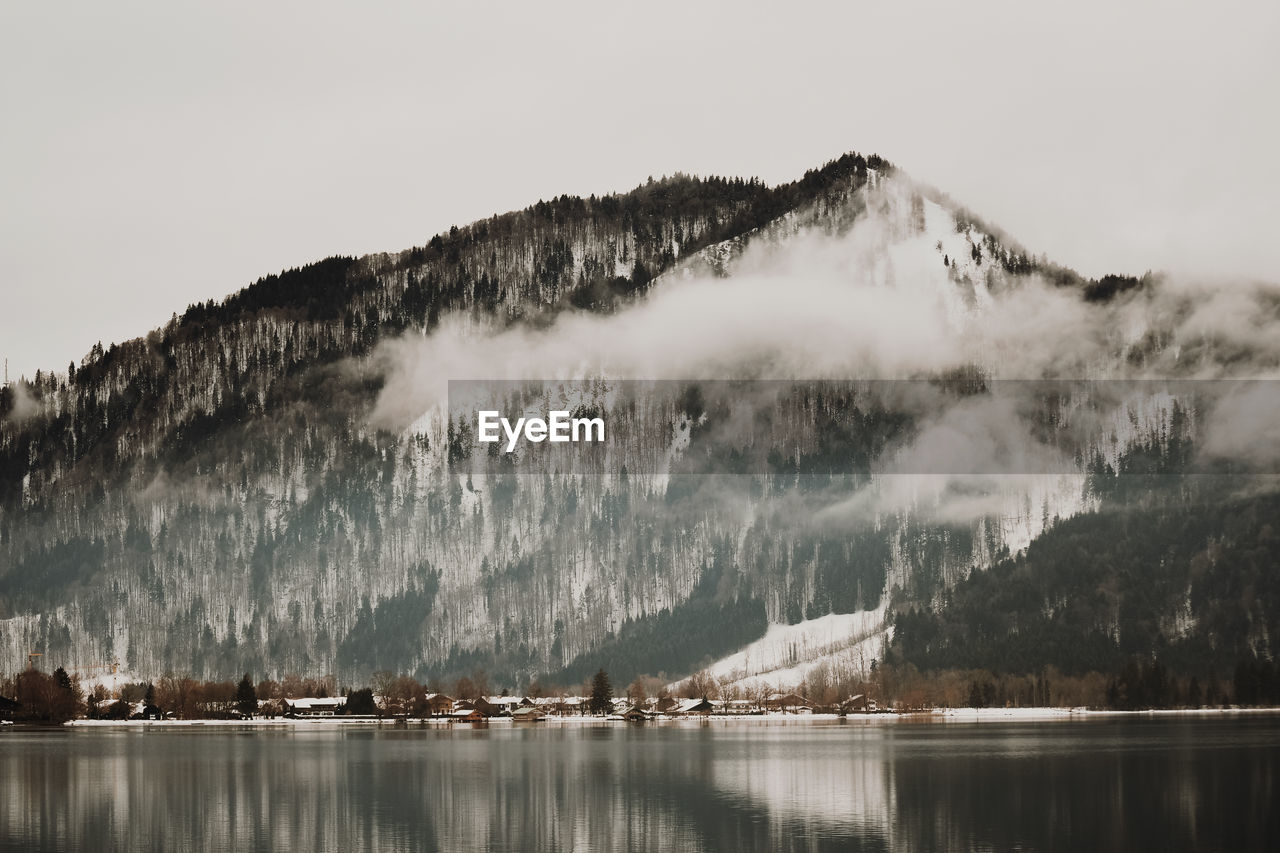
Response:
[2,151,1277,692]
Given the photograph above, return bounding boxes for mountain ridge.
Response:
[2,151,1274,694]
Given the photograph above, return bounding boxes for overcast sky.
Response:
[2,1,1276,380]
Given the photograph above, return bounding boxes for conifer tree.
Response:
[235,673,257,717]
[588,668,612,715]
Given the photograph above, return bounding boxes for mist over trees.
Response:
[0,154,931,686]
[1,147,1276,700]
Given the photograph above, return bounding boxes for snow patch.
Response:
[684,609,890,692]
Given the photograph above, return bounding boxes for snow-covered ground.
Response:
[74,668,140,697]
[674,609,890,694]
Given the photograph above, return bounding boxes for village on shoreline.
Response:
[6,673,1279,730]
[53,705,1280,729]
[6,658,1280,729]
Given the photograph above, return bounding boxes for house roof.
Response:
[675,697,713,713]
[766,692,809,704]
[285,697,345,710]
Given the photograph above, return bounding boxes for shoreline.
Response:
[42,706,1280,729]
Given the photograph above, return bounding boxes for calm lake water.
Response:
[2,715,1277,852]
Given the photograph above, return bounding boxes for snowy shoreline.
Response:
[54,706,1280,729]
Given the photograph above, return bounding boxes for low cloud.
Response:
[1199,382,1280,470]
[2,381,39,423]
[362,174,1280,496]
[814,391,1080,525]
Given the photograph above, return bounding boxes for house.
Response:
[284,697,346,717]
[673,697,714,715]
[450,707,487,722]
[0,695,20,720]
[424,693,454,716]
[484,695,528,716]
[510,706,545,722]
[454,699,493,717]
[620,705,653,722]
[765,693,811,712]
[537,696,584,716]
[841,694,871,713]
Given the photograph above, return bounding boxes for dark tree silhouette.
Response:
[345,687,377,715]
[235,673,257,717]
[588,668,612,715]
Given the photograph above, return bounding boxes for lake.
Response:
[2,715,1277,852]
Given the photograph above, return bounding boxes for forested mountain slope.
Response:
[2,151,1277,690]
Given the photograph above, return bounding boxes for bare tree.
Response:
[685,669,715,699]
[626,676,648,703]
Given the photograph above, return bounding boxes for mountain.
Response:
[2,152,1278,693]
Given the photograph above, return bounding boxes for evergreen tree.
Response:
[345,687,377,716]
[588,668,612,715]
[235,673,257,717]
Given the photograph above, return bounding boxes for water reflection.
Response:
[1,717,1277,852]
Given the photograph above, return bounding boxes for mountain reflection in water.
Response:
[1,716,1277,852]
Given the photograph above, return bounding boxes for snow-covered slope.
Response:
[678,609,890,693]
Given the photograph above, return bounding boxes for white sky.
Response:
[2,0,1277,380]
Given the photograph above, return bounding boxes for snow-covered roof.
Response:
[675,698,712,713]
[285,697,344,710]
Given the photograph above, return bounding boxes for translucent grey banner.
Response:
[445,379,1280,477]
